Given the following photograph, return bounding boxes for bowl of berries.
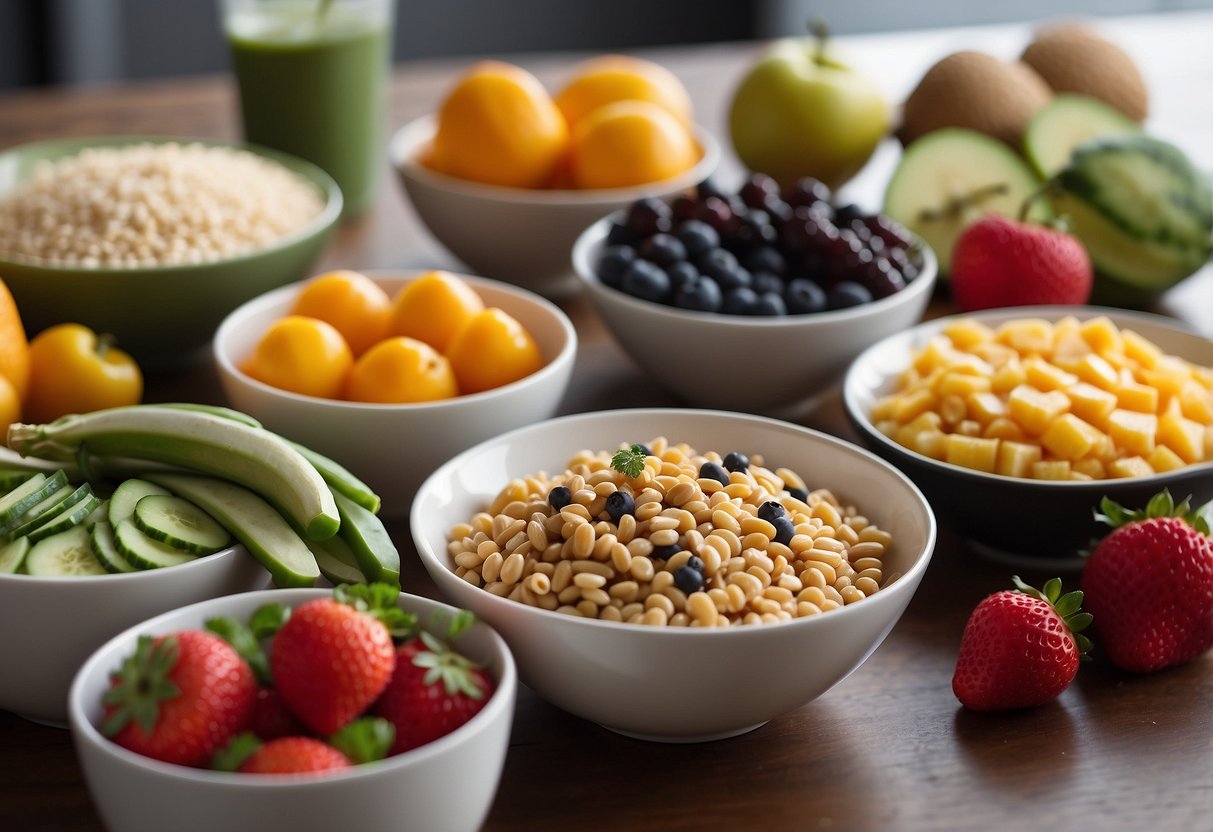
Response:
[68,584,516,832]
[571,175,937,414]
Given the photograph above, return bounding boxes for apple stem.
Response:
[808,18,830,65]
[917,183,1009,223]
[1019,180,1062,225]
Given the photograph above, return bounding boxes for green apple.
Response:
[729,32,889,191]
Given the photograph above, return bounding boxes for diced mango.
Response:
[997,318,1054,356]
[1139,355,1192,399]
[1075,353,1120,390]
[1108,456,1155,479]
[968,392,1006,424]
[1080,316,1121,354]
[996,441,1042,478]
[1052,331,1093,371]
[1007,385,1071,435]
[1179,381,1213,423]
[990,359,1027,394]
[1148,445,1186,473]
[1102,350,1138,372]
[1025,356,1078,391]
[891,388,937,423]
[944,319,994,350]
[943,352,994,377]
[875,419,899,437]
[912,337,955,375]
[938,372,992,397]
[1031,460,1072,480]
[903,411,943,434]
[870,395,899,423]
[983,417,1025,441]
[1072,458,1106,479]
[970,342,1018,368]
[1088,432,1118,462]
[1105,409,1157,457]
[1068,382,1118,425]
[1041,414,1108,461]
[1069,471,1094,481]
[1116,369,1159,414]
[945,434,999,473]
[1051,316,1081,344]
[1122,329,1164,370]
[1158,409,1205,463]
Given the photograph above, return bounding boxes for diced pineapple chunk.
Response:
[943,352,994,377]
[990,359,1027,394]
[910,429,949,460]
[997,318,1054,356]
[1105,409,1158,457]
[875,419,899,437]
[1072,458,1106,479]
[1025,356,1078,391]
[1075,353,1120,390]
[1148,445,1186,473]
[912,336,955,375]
[1108,456,1155,479]
[1031,460,1072,480]
[1067,382,1118,425]
[1007,385,1071,435]
[1158,408,1206,463]
[1080,316,1121,354]
[939,394,967,426]
[938,372,992,397]
[968,392,1006,424]
[1052,331,1093,370]
[891,388,937,423]
[1179,381,1213,423]
[1115,369,1159,414]
[1122,329,1164,369]
[1139,355,1192,399]
[956,419,983,437]
[943,319,994,350]
[1051,316,1082,343]
[983,417,1025,441]
[870,395,899,423]
[1041,414,1108,461]
[970,342,1018,368]
[996,441,1042,478]
[903,411,943,434]
[945,434,1000,473]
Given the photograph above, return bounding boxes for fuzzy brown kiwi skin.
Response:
[1021,26,1148,123]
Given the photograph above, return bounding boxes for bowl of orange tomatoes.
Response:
[212,269,577,518]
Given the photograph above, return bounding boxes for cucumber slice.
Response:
[90,520,137,574]
[0,468,38,493]
[86,499,109,530]
[145,472,319,588]
[0,536,30,573]
[26,493,102,544]
[0,471,66,527]
[113,518,198,569]
[333,491,400,588]
[3,482,93,539]
[1023,94,1140,178]
[108,478,173,527]
[24,525,107,577]
[133,494,231,555]
[884,128,1048,275]
[308,532,367,586]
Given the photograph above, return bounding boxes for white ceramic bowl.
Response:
[213,270,577,518]
[843,306,1213,566]
[571,214,938,414]
[69,588,516,832]
[0,544,268,725]
[389,114,720,298]
[411,408,936,742]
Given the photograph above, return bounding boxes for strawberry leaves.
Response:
[329,717,395,765]
[334,582,419,639]
[412,631,489,700]
[102,634,181,736]
[1095,489,1212,536]
[1011,575,1094,656]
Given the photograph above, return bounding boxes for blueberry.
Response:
[833,203,864,225]
[686,555,705,573]
[741,245,787,277]
[828,280,873,310]
[651,543,681,561]
[634,443,652,455]
[606,222,638,246]
[739,174,780,208]
[596,245,636,289]
[674,564,704,594]
[696,177,726,201]
[626,197,672,236]
[749,291,787,316]
[758,500,785,523]
[751,271,784,296]
[671,195,699,223]
[665,260,699,293]
[732,209,778,248]
[771,515,795,546]
[673,276,723,313]
[721,286,758,316]
[621,260,672,304]
[722,451,749,473]
[788,486,809,503]
[785,177,832,208]
[638,232,687,267]
[547,485,572,511]
[785,279,827,315]
[699,461,730,486]
[605,490,635,524]
[675,220,720,259]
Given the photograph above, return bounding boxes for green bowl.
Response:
[0,135,342,366]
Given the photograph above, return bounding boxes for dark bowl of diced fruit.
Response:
[571,175,937,413]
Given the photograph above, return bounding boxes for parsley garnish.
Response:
[610,444,649,478]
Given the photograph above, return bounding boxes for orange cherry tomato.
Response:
[241,315,352,399]
[289,270,392,357]
[24,324,142,424]
[344,336,458,403]
[387,271,485,354]
[445,308,543,395]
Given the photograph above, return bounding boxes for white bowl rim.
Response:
[0,134,343,275]
[68,587,517,788]
[411,406,937,637]
[389,113,721,206]
[570,211,939,329]
[0,542,247,588]
[213,268,578,412]
[842,304,1213,488]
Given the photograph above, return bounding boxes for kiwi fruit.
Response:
[1021,25,1148,123]
[899,51,1052,147]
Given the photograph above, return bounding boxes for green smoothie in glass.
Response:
[223,0,393,218]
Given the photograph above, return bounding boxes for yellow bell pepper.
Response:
[23,324,143,424]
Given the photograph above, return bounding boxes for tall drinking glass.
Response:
[220,0,394,218]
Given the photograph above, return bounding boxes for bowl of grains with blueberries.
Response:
[411,408,936,742]
[0,136,342,364]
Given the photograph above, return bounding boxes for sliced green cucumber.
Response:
[4,482,93,540]
[0,471,66,527]
[24,525,107,577]
[884,128,1048,275]
[1023,94,1140,178]
[26,493,102,544]
[308,532,367,586]
[145,472,319,588]
[0,536,30,573]
[113,518,198,569]
[0,468,37,493]
[286,440,381,516]
[333,491,399,588]
[90,520,137,574]
[133,494,231,555]
[85,499,109,529]
[108,478,173,527]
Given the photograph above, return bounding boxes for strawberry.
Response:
[950,213,1092,311]
[952,576,1092,711]
[102,629,257,767]
[237,737,351,775]
[249,686,308,741]
[269,584,410,735]
[1082,491,1213,672]
[212,717,394,775]
[373,631,495,754]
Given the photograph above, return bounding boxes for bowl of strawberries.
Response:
[67,584,516,832]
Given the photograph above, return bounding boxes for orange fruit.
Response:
[0,278,30,402]
[568,100,699,190]
[241,316,353,399]
[0,373,20,443]
[289,270,391,357]
[387,271,485,354]
[345,337,458,403]
[430,61,569,189]
[446,308,543,395]
[554,55,694,130]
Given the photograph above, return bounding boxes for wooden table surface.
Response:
[2,12,1212,832]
